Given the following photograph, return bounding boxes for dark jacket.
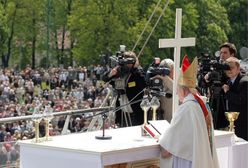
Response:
[103,66,147,126]
[224,74,248,140]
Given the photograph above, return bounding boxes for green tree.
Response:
[13,0,43,69]
[1,0,44,69]
[0,0,245,68]
[0,4,9,67]
[130,0,199,63]
[195,0,230,57]
[52,0,73,67]
[69,0,139,65]
[1,0,19,68]
[219,0,248,57]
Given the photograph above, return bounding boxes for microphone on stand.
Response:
[88,99,143,140]
[95,112,112,140]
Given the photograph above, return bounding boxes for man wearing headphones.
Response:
[103,51,147,127]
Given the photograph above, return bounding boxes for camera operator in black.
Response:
[204,42,237,129]
[102,51,146,127]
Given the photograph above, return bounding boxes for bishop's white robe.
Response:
[159,94,219,168]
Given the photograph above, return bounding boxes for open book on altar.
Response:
[142,120,170,138]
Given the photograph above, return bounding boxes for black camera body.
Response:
[108,54,135,78]
[199,53,230,74]
[109,50,136,67]
[117,55,136,66]
[146,58,170,92]
[199,53,230,80]
[107,45,136,79]
[198,52,230,95]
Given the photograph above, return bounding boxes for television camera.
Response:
[146,58,170,95]
[107,45,136,78]
[197,51,230,96]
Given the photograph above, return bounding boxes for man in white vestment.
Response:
[159,55,219,168]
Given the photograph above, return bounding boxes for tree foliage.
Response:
[219,0,248,55]
[0,4,9,55]
[69,0,139,65]
[0,0,246,68]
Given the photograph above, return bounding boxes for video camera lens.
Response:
[145,58,171,93]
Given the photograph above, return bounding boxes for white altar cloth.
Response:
[229,141,248,168]
[19,126,236,168]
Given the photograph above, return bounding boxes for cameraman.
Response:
[204,42,237,129]
[205,42,237,82]
[102,51,146,127]
[222,57,248,140]
[219,42,237,62]
[205,42,237,81]
[151,59,174,122]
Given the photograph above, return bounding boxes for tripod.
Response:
[118,94,133,127]
[87,89,114,132]
[87,89,132,132]
[209,84,226,129]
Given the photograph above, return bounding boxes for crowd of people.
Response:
[0,64,110,166]
[0,42,247,168]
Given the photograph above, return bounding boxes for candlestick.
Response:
[150,96,160,120]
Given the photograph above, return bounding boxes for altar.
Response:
[19,126,246,168]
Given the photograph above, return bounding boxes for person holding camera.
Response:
[222,57,248,140]
[151,58,174,122]
[204,42,237,129]
[102,51,146,127]
[204,42,237,82]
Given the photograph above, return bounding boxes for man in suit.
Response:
[222,57,248,140]
[204,42,237,129]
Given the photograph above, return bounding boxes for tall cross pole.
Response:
[159,8,196,114]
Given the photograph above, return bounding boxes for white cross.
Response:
[159,8,196,114]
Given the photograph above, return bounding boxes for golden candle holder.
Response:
[43,106,54,141]
[31,110,43,143]
[225,112,240,132]
[44,119,52,141]
[33,121,41,143]
[140,109,149,136]
[140,96,151,136]
[150,96,160,121]
[144,109,148,125]
[140,96,150,125]
[152,109,156,121]
[31,120,43,143]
